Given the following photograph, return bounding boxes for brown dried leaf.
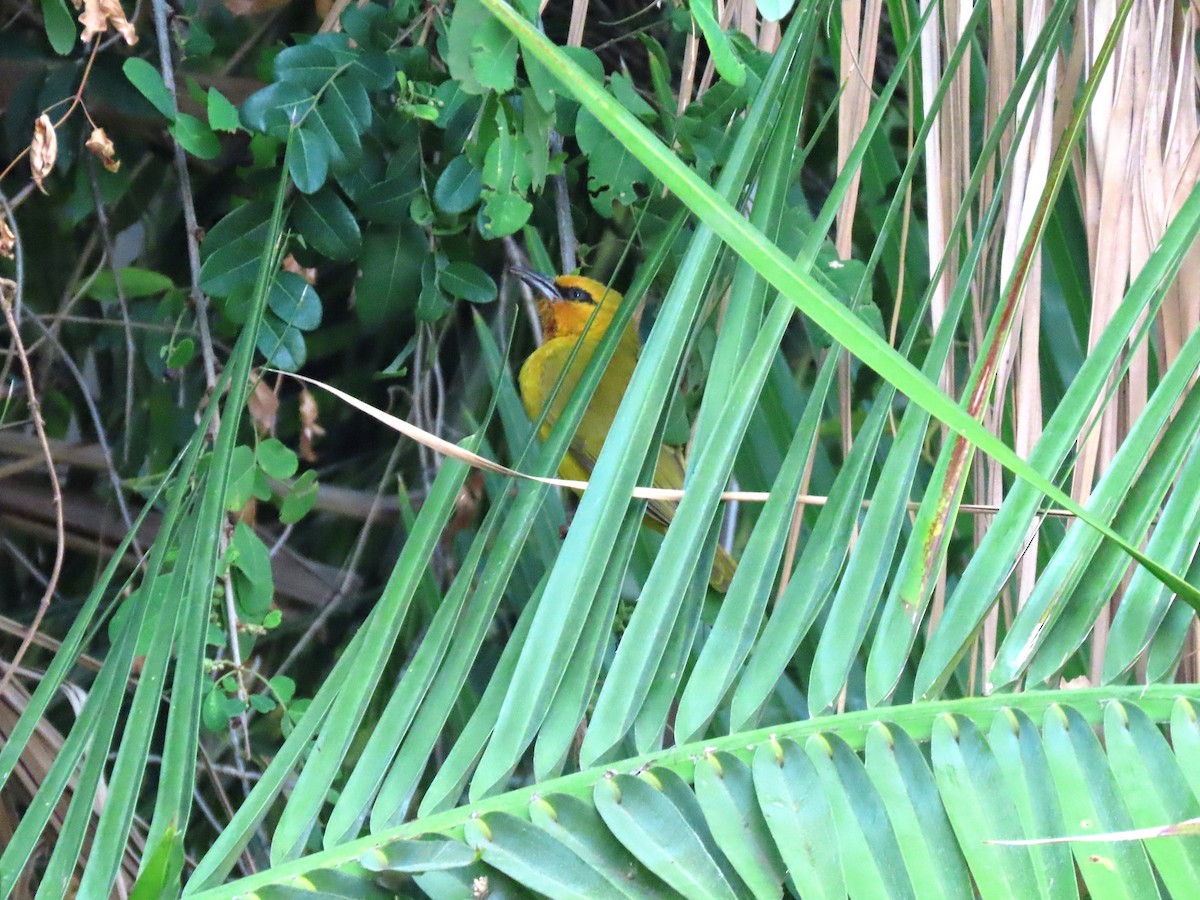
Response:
[79,0,137,45]
[248,373,279,437]
[222,0,289,17]
[85,127,120,173]
[447,471,484,537]
[30,116,57,194]
[282,253,317,286]
[298,387,325,462]
[0,219,14,261]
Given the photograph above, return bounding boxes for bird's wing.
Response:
[643,443,686,530]
[520,333,683,526]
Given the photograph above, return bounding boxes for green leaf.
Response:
[249,694,277,714]
[279,470,319,524]
[410,194,434,226]
[270,675,296,705]
[688,0,745,88]
[289,125,331,193]
[165,339,194,369]
[268,272,323,331]
[273,43,341,91]
[304,100,360,175]
[293,189,361,260]
[256,314,307,371]
[184,16,214,57]
[562,45,606,82]
[594,775,740,899]
[465,814,627,898]
[866,724,973,900]
[417,280,451,322]
[439,261,496,303]
[130,824,183,900]
[481,190,532,237]
[123,58,176,121]
[576,107,649,215]
[40,0,76,56]
[755,0,795,20]
[483,107,531,194]
[1044,705,1158,896]
[207,88,240,132]
[282,699,311,736]
[224,445,257,511]
[610,71,656,120]
[355,224,425,328]
[241,82,315,137]
[483,0,1200,611]
[446,0,514,95]
[693,752,787,897]
[528,794,672,898]
[753,738,845,899]
[86,266,174,301]
[931,715,1041,897]
[1104,703,1200,898]
[523,50,558,112]
[469,16,518,92]
[199,202,273,298]
[201,686,229,732]
[205,621,226,649]
[637,35,676,113]
[169,113,221,160]
[343,46,397,91]
[322,77,372,130]
[230,521,273,619]
[256,437,298,479]
[354,143,421,223]
[341,3,387,47]
[434,155,483,214]
[520,87,552,189]
[360,838,476,874]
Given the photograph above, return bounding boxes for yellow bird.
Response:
[514,268,737,592]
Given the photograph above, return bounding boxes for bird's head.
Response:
[512,268,629,341]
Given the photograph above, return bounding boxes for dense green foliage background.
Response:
[3,0,1200,896]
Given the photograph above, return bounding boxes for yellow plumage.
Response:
[515,269,737,592]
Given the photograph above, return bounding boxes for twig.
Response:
[503,237,543,346]
[0,282,65,698]
[0,42,101,184]
[411,324,434,496]
[275,437,404,678]
[220,6,288,76]
[86,157,137,464]
[32,313,197,335]
[548,132,577,273]
[22,311,143,553]
[0,190,26,396]
[222,563,253,761]
[152,0,217,389]
[29,230,102,385]
[0,536,63,603]
[285,371,1093,521]
[430,321,447,452]
[0,607,105,673]
[196,743,258,876]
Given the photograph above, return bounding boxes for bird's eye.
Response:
[566,287,593,303]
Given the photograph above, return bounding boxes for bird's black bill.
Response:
[511,266,562,301]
